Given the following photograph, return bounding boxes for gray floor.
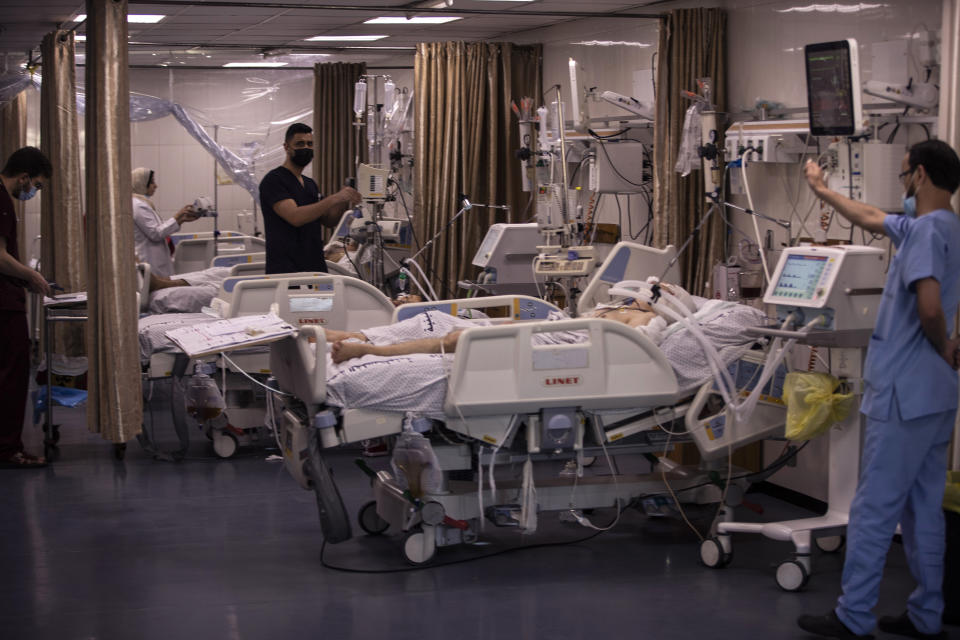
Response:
[1,395,926,640]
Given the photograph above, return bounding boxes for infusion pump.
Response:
[764,245,885,343]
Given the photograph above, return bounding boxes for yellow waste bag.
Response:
[946,471,960,515]
[783,372,854,441]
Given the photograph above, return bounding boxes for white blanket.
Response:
[147,267,232,314]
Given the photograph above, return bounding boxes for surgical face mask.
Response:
[290,147,313,167]
[902,194,917,218]
[16,181,37,201]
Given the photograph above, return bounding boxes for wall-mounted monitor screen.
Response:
[805,39,863,137]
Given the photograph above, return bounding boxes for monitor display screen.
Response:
[772,254,829,300]
[806,40,859,136]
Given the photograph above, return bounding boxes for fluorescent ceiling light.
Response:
[73,14,166,23]
[222,62,288,67]
[305,35,389,41]
[571,40,652,47]
[364,16,462,24]
[75,34,86,41]
[777,3,886,13]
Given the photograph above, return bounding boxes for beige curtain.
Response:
[313,62,366,199]
[0,92,27,261]
[414,42,542,298]
[84,0,142,443]
[652,9,727,296]
[41,30,86,357]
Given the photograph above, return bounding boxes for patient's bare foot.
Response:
[324,329,367,343]
[149,272,188,291]
[331,340,375,363]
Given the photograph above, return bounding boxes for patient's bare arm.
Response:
[331,330,463,364]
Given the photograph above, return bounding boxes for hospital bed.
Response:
[139,272,394,458]
[269,242,778,562]
[170,231,266,274]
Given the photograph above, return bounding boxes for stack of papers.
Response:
[165,313,295,357]
[43,292,87,306]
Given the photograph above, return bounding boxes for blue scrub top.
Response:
[861,209,960,421]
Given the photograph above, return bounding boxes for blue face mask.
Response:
[17,183,37,201]
[902,194,917,218]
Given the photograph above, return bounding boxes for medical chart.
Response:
[165,313,295,357]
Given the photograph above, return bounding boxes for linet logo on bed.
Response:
[543,376,581,387]
[297,318,327,325]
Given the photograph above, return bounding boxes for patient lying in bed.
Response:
[316,285,762,418]
[325,284,692,364]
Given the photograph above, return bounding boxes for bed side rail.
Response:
[445,317,680,417]
[577,242,681,316]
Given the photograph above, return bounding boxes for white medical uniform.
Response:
[133,194,179,278]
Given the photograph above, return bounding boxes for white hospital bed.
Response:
[170,231,266,274]
[269,243,782,561]
[139,273,395,458]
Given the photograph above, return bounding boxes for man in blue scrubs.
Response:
[798,140,960,639]
[259,123,361,274]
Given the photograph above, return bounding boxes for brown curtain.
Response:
[84,0,142,443]
[313,62,366,199]
[41,30,86,357]
[0,92,27,263]
[414,42,542,298]
[652,9,727,296]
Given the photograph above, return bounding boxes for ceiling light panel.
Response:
[363,16,462,24]
[222,61,288,67]
[73,13,166,23]
[305,35,389,41]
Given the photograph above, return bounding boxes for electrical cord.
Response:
[318,520,610,574]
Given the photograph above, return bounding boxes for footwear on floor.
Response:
[879,612,948,639]
[797,611,874,639]
[0,451,48,469]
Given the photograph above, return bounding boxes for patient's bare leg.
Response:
[331,330,462,364]
[149,272,189,291]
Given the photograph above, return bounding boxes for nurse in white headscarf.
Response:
[132,167,199,277]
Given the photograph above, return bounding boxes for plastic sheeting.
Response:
[0,71,266,200]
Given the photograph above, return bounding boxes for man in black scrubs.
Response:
[259,123,361,274]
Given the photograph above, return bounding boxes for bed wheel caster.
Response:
[212,432,238,458]
[776,557,810,591]
[699,536,732,568]
[357,500,389,536]
[815,535,845,553]
[402,527,436,565]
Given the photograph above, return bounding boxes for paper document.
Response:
[43,292,88,306]
[165,313,295,357]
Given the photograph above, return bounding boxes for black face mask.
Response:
[290,148,313,167]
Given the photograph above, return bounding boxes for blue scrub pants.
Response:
[836,402,955,635]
